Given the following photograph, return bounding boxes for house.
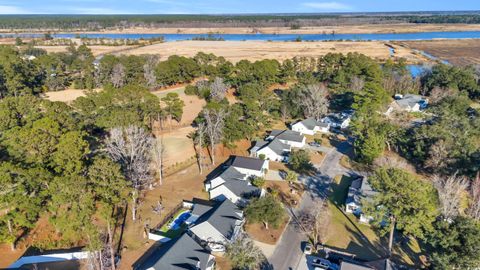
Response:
[322,110,354,129]
[208,177,261,204]
[227,156,269,177]
[267,129,306,148]
[345,176,378,223]
[250,138,291,162]
[340,261,375,270]
[204,158,264,204]
[291,118,330,135]
[134,233,215,270]
[204,166,247,191]
[386,94,428,114]
[189,199,244,252]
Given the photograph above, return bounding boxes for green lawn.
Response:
[325,175,423,265]
[326,175,388,261]
[154,209,190,239]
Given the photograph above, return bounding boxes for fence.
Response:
[8,251,90,269]
[152,202,184,231]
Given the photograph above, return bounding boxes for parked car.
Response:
[303,242,313,255]
[309,142,321,147]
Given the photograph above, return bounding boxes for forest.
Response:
[0,43,480,269]
[0,12,479,30]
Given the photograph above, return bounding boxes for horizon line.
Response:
[0,10,479,16]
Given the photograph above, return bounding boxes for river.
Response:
[2,31,480,42]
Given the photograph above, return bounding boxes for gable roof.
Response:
[136,233,212,270]
[230,156,265,171]
[273,129,305,143]
[192,199,243,241]
[263,138,291,155]
[191,203,213,218]
[296,118,320,130]
[346,177,377,205]
[395,94,424,109]
[222,179,260,198]
[217,166,246,181]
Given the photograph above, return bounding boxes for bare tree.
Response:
[350,76,365,92]
[209,77,229,101]
[433,173,469,221]
[105,126,153,221]
[468,172,480,220]
[194,122,206,174]
[203,109,227,165]
[428,86,456,104]
[425,140,452,171]
[295,198,330,246]
[226,233,264,270]
[374,155,411,171]
[143,55,159,89]
[152,136,165,186]
[111,63,125,88]
[299,84,329,120]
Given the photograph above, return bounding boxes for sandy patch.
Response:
[42,89,89,103]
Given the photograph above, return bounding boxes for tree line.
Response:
[1,13,479,31]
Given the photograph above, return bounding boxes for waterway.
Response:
[2,31,480,42]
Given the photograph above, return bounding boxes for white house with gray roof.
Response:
[228,156,269,177]
[189,199,244,252]
[345,176,378,223]
[250,138,291,162]
[134,233,215,270]
[266,129,306,148]
[204,156,266,204]
[386,94,428,115]
[291,118,330,135]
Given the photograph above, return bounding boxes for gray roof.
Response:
[272,129,305,143]
[253,140,269,149]
[223,179,260,198]
[298,118,320,130]
[395,94,424,108]
[340,261,375,270]
[230,156,265,171]
[191,204,213,217]
[265,138,291,155]
[136,233,212,270]
[194,199,243,240]
[346,177,377,205]
[218,166,246,181]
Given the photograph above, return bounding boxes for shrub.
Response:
[289,149,315,174]
[251,177,266,188]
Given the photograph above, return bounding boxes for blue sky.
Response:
[0,0,478,14]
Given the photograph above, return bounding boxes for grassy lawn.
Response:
[325,175,388,261]
[154,209,190,239]
[305,133,333,148]
[326,175,423,266]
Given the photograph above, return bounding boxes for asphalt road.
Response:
[268,141,354,270]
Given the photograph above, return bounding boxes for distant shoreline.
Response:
[4,23,480,35]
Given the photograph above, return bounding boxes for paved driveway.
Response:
[268,141,354,270]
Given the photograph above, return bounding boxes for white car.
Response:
[303,242,313,255]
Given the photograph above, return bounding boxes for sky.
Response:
[0,0,478,15]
